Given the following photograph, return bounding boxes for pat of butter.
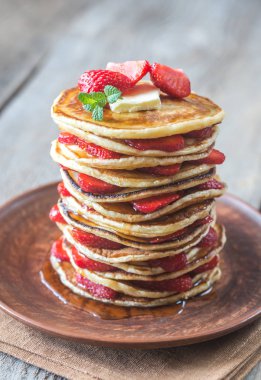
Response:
[110,81,161,113]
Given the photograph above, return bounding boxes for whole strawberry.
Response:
[78,70,133,93]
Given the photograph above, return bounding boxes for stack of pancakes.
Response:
[49,88,226,307]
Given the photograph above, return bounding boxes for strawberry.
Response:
[197,149,226,165]
[57,182,71,197]
[139,163,181,176]
[132,193,180,214]
[150,63,191,98]
[79,142,122,159]
[71,228,124,250]
[124,135,185,152]
[76,274,117,300]
[134,274,193,292]
[197,227,218,248]
[197,178,224,190]
[106,60,150,85]
[193,255,219,274]
[49,205,66,224]
[59,164,70,171]
[150,215,213,244]
[78,70,133,93]
[148,253,188,272]
[77,173,120,194]
[71,246,117,271]
[58,132,78,145]
[50,238,70,262]
[185,127,213,140]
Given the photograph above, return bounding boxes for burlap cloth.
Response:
[0,310,260,380]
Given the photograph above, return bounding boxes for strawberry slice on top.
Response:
[124,135,185,152]
[78,70,133,93]
[106,60,150,85]
[132,193,181,214]
[150,63,191,98]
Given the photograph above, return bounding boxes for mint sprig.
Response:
[78,85,122,121]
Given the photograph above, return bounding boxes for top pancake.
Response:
[52,87,224,139]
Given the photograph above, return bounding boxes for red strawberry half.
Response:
[193,255,219,274]
[71,228,124,250]
[197,149,226,165]
[78,70,133,93]
[77,173,120,194]
[76,274,117,300]
[197,178,224,190]
[150,63,191,98]
[124,135,184,152]
[57,182,71,197]
[58,132,78,145]
[106,60,150,85]
[132,193,180,214]
[139,163,181,176]
[133,274,193,292]
[71,246,117,271]
[148,253,188,272]
[197,227,218,248]
[49,205,66,224]
[185,127,213,140]
[51,238,70,262]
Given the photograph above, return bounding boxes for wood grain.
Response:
[0,184,260,348]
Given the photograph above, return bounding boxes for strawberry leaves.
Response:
[78,85,122,121]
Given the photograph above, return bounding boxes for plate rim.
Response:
[0,183,260,348]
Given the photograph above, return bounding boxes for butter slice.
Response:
[110,81,161,113]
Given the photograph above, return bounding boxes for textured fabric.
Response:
[0,310,260,380]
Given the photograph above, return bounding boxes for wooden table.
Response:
[0,0,260,378]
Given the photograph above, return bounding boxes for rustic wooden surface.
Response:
[0,0,260,378]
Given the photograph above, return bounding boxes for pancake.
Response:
[58,123,219,157]
[51,255,221,307]
[51,139,213,170]
[61,167,216,203]
[64,184,225,223]
[59,198,214,238]
[51,88,224,139]
[61,222,212,261]
[64,224,225,280]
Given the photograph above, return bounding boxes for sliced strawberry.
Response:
[49,205,66,224]
[79,141,122,159]
[57,182,71,197]
[148,253,188,272]
[198,227,218,248]
[77,173,120,194]
[150,215,213,244]
[78,70,133,93]
[139,163,181,176]
[71,246,117,271]
[124,135,185,152]
[106,60,150,85]
[132,193,180,214]
[197,149,226,165]
[50,238,70,262]
[150,63,191,98]
[76,274,118,300]
[185,127,213,139]
[197,178,224,190]
[71,228,124,250]
[133,274,193,292]
[58,132,78,145]
[193,255,219,274]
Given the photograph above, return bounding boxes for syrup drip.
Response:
[40,261,188,320]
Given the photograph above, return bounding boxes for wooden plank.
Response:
[0,0,260,379]
[0,0,89,111]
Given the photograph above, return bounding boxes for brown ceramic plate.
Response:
[0,183,260,349]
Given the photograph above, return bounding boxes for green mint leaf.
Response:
[78,92,107,107]
[92,105,103,121]
[104,85,122,104]
[83,104,95,112]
